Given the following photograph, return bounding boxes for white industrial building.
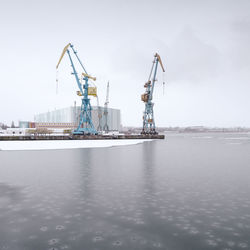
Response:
[1,128,27,136]
[34,106,121,131]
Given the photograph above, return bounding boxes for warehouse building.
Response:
[33,106,121,131]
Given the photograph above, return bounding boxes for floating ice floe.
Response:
[0,139,152,151]
[192,136,213,139]
[223,137,250,140]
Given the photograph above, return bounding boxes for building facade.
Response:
[33,106,121,131]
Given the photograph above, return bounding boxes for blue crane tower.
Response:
[141,53,165,135]
[56,43,97,135]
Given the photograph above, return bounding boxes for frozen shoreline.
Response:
[0,139,152,151]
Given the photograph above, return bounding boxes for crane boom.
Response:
[155,53,165,72]
[70,44,88,74]
[66,49,84,96]
[56,43,71,69]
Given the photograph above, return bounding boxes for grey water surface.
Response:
[0,133,250,250]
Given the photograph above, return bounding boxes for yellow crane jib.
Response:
[155,53,165,72]
[82,72,96,81]
[56,43,71,69]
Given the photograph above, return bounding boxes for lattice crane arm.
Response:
[150,53,165,100]
[66,50,84,96]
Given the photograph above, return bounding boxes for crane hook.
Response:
[162,72,166,95]
[56,70,59,94]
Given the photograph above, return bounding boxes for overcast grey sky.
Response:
[0,0,249,127]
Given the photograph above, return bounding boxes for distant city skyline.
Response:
[0,0,249,127]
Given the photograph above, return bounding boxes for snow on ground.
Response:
[0,139,152,151]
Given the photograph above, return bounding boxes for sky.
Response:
[0,0,249,127]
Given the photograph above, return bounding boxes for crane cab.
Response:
[141,93,149,102]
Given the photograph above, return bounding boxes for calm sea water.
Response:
[0,133,250,250]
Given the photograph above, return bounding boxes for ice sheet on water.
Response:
[224,137,250,140]
[0,139,152,151]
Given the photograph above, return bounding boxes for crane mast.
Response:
[56,43,97,135]
[141,53,165,135]
[96,95,102,132]
[103,81,109,133]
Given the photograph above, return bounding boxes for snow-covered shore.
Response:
[0,139,152,151]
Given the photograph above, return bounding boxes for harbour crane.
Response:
[56,43,97,135]
[103,81,109,133]
[96,95,102,132]
[141,53,165,135]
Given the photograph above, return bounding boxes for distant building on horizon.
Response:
[19,121,36,129]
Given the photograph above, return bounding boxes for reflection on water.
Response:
[0,133,250,249]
